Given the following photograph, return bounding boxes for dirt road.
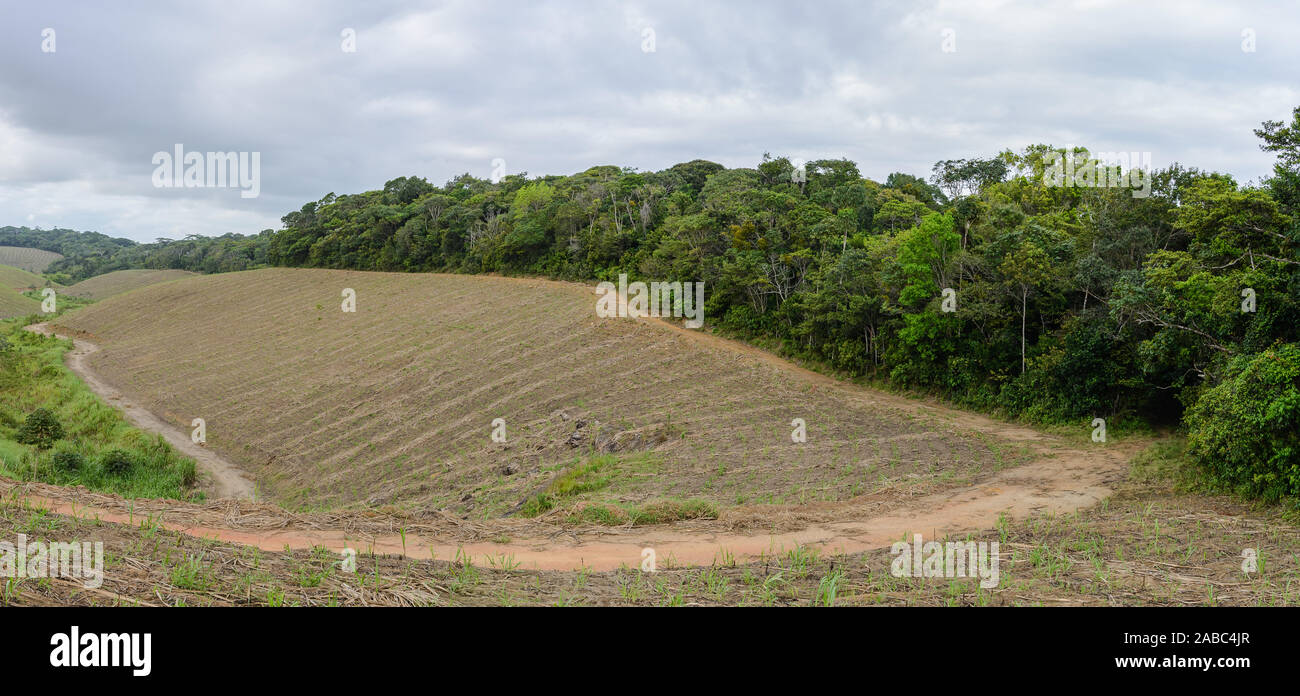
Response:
[15,436,1135,571]
[25,323,256,500]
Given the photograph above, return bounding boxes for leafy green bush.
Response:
[51,450,86,472]
[1186,343,1300,501]
[100,449,135,476]
[16,408,64,449]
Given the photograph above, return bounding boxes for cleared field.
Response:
[0,245,63,273]
[0,287,41,319]
[0,263,54,291]
[56,268,1021,516]
[63,269,198,300]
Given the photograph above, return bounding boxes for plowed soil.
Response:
[53,268,1031,516]
[63,269,198,300]
[10,268,1149,573]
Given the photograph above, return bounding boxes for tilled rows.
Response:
[57,268,1011,516]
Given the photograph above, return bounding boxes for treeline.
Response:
[0,226,133,261]
[0,226,271,283]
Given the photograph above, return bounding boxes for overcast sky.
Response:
[1,0,1297,243]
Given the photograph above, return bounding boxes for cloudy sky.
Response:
[1,0,1297,243]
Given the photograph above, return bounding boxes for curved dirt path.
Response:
[19,436,1136,572]
[25,323,256,500]
[18,287,1143,572]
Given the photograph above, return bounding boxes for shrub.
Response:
[100,449,135,476]
[51,450,86,473]
[1186,343,1300,501]
[16,408,64,449]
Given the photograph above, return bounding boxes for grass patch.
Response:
[1128,436,1300,520]
[20,289,95,314]
[517,455,616,517]
[1128,438,1196,489]
[569,499,719,526]
[0,318,200,500]
[516,454,708,523]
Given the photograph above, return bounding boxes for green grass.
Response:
[20,289,95,314]
[568,499,720,526]
[515,453,720,525]
[517,455,617,517]
[1128,436,1300,520]
[1128,438,1195,488]
[0,317,200,500]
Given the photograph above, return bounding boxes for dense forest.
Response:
[11,106,1300,499]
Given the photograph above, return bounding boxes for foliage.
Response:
[1,225,271,283]
[15,408,63,449]
[100,448,135,476]
[51,449,86,472]
[1186,343,1300,501]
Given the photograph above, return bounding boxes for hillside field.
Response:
[55,267,1023,517]
[0,245,63,273]
[63,269,198,300]
[0,287,41,319]
[0,263,55,291]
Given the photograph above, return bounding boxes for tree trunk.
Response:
[1020,290,1028,374]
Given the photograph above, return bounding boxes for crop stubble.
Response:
[56,268,1014,517]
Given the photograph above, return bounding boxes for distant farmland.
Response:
[0,263,54,291]
[55,268,1019,516]
[0,287,41,319]
[64,269,198,300]
[0,246,63,273]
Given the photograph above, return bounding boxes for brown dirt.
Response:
[62,269,198,300]
[6,461,1297,606]
[3,433,1135,571]
[50,268,1023,514]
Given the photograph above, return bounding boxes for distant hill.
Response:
[0,246,63,273]
[0,264,58,291]
[0,226,133,257]
[0,286,41,319]
[0,226,269,282]
[63,269,198,300]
